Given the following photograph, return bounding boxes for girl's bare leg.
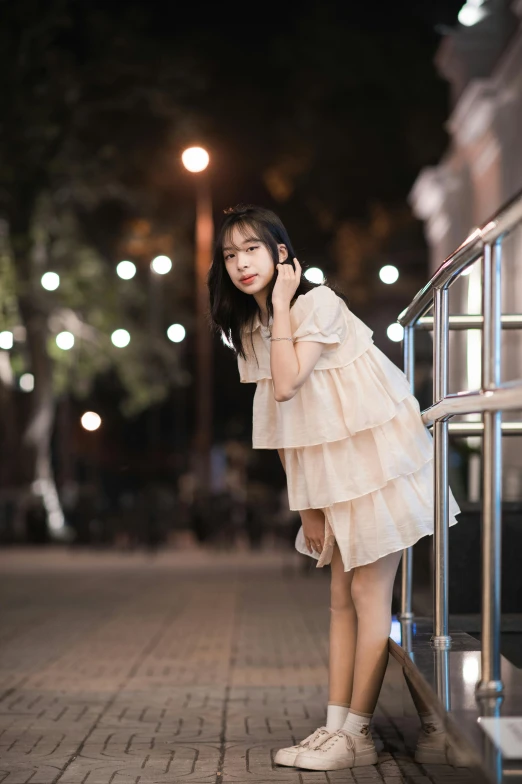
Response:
[348,549,403,715]
[329,541,357,705]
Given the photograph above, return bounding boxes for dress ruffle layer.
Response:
[295,457,461,571]
[283,394,434,510]
[253,343,413,448]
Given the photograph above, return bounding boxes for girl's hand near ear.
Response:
[272,257,301,308]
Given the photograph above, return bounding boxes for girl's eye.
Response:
[246,246,259,252]
[224,253,234,261]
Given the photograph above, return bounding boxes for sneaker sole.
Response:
[274,749,299,767]
[296,748,378,770]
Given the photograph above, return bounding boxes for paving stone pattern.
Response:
[0,548,477,784]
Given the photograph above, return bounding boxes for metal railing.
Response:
[397,188,522,695]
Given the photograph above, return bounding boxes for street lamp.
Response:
[111,329,131,348]
[167,323,186,343]
[182,145,213,493]
[116,261,136,280]
[56,331,75,350]
[41,272,60,291]
[379,265,399,285]
[81,411,102,431]
[387,323,404,343]
[0,331,14,350]
[151,255,172,275]
[182,147,210,173]
[304,267,325,285]
[20,373,35,392]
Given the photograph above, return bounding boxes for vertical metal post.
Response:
[399,324,415,621]
[434,648,451,711]
[477,695,504,784]
[193,175,214,494]
[432,287,451,648]
[477,240,503,695]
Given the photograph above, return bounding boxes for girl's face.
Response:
[223,224,287,297]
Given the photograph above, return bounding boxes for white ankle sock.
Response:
[342,710,372,737]
[419,711,444,734]
[326,703,350,731]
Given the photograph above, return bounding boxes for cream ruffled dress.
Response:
[237,284,462,571]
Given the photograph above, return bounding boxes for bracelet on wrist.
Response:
[270,336,295,342]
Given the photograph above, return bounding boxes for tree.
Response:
[0,0,202,536]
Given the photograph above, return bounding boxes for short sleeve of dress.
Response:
[291,285,347,346]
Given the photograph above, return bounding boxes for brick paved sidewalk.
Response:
[0,547,475,783]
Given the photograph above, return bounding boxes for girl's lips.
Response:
[241,274,257,284]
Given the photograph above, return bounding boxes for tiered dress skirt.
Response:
[239,284,462,572]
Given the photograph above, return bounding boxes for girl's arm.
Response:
[271,302,323,402]
[278,447,325,555]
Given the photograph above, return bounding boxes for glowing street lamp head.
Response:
[304,267,325,285]
[458,1,487,26]
[111,329,131,348]
[56,331,75,350]
[0,331,13,350]
[41,272,60,291]
[81,411,102,431]
[116,260,136,280]
[387,323,404,343]
[379,265,399,285]
[182,146,210,173]
[151,255,172,275]
[167,323,186,343]
[20,373,35,392]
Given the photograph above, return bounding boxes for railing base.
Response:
[431,634,452,649]
[476,678,504,696]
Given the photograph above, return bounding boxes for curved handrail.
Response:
[398,187,522,328]
[421,380,522,427]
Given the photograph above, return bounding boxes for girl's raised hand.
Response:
[272,257,301,307]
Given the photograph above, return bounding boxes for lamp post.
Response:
[182,147,213,494]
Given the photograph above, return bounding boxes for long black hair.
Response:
[208,204,337,360]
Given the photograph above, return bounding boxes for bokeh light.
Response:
[116,260,137,280]
[20,373,35,392]
[182,146,210,173]
[151,255,172,275]
[304,267,325,285]
[167,323,186,343]
[111,329,131,347]
[81,411,102,431]
[379,265,399,284]
[387,323,404,343]
[0,331,14,350]
[56,331,74,350]
[458,1,487,26]
[41,272,60,291]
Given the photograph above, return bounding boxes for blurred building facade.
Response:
[410,0,522,500]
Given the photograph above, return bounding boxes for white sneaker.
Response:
[295,728,378,770]
[414,726,469,767]
[274,726,332,767]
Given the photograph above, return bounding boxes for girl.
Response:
[208,204,461,771]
